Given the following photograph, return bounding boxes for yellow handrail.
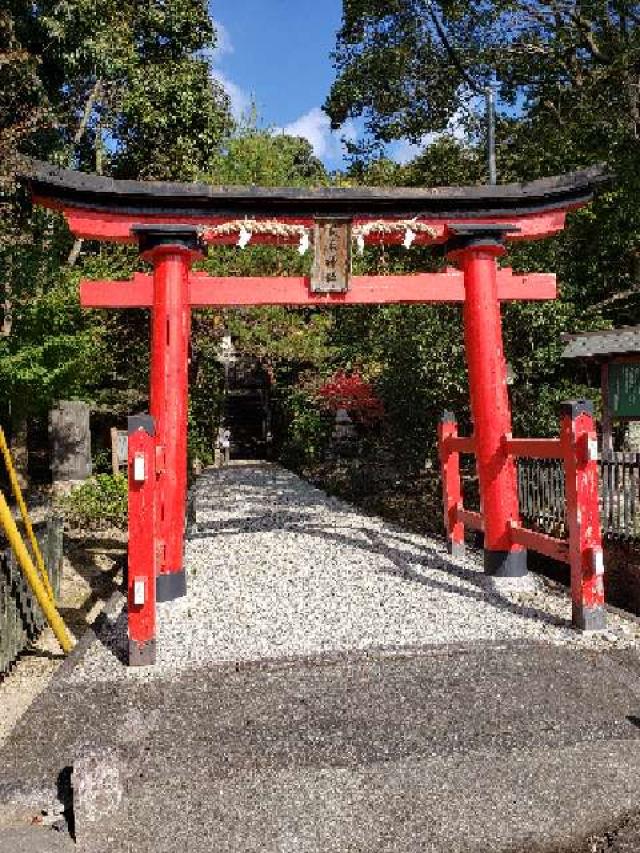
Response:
[0,426,54,600]
[0,489,74,653]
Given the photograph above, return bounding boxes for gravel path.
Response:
[65,463,640,684]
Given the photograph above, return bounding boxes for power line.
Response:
[424,0,484,95]
[424,0,497,183]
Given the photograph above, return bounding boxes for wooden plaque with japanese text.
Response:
[311,218,352,293]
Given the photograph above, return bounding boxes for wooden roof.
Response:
[23,160,609,220]
[562,326,640,360]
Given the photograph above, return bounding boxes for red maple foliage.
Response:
[316,371,384,424]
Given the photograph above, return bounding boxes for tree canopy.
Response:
[1,0,638,482]
[0,1,234,439]
[326,1,640,158]
[3,0,232,177]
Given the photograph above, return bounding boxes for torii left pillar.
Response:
[134,226,204,601]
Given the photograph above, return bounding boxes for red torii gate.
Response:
[25,162,608,664]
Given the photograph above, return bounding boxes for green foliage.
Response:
[327,0,487,144]
[225,308,336,366]
[0,3,233,434]
[57,473,128,529]
[327,1,640,160]
[182,126,336,455]
[0,9,48,196]
[91,446,113,475]
[0,215,110,417]
[3,0,639,503]
[189,317,225,464]
[6,0,232,177]
[322,1,640,462]
[115,57,232,180]
[326,303,468,469]
[208,123,327,187]
[278,385,333,469]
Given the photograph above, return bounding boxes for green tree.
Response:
[326,1,640,160]
[5,0,232,177]
[324,1,640,448]
[0,3,234,465]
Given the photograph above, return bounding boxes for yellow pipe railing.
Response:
[0,489,74,653]
[0,427,54,600]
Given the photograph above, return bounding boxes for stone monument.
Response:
[49,400,92,491]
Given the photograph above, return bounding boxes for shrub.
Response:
[57,474,128,529]
[317,371,384,425]
[278,386,333,469]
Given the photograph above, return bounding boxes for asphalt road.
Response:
[3,641,640,851]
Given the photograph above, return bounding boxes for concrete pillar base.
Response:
[484,548,528,578]
[156,569,187,602]
[487,573,540,596]
[448,540,466,559]
[128,639,156,667]
[573,603,607,632]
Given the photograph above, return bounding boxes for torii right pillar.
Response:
[448,224,526,580]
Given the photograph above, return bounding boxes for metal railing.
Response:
[0,515,64,675]
[517,454,640,542]
[600,453,640,540]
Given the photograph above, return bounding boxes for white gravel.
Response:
[66,463,640,684]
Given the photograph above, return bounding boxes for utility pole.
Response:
[486,86,497,185]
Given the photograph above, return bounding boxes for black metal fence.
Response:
[517,458,567,537]
[517,454,640,543]
[0,514,64,675]
[601,453,640,541]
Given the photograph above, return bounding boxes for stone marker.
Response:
[49,401,91,491]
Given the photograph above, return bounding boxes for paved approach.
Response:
[3,463,640,852]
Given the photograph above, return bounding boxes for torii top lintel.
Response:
[24,160,609,246]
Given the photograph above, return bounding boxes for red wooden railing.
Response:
[438,400,606,631]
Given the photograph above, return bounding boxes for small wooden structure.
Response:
[563,325,640,456]
[110,427,128,475]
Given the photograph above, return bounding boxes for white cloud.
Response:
[210,68,252,120]
[211,19,234,59]
[279,107,357,164]
[392,139,426,165]
[206,18,252,120]
[390,109,470,164]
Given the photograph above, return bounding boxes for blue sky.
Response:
[208,1,472,168]
[209,0,365,168]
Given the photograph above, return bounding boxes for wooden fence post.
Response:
[560,400,606,631]
[127,415,157,666]
[438,412,465,557]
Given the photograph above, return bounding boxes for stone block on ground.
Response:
[49,401,91,489]
[72,748,126,853]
